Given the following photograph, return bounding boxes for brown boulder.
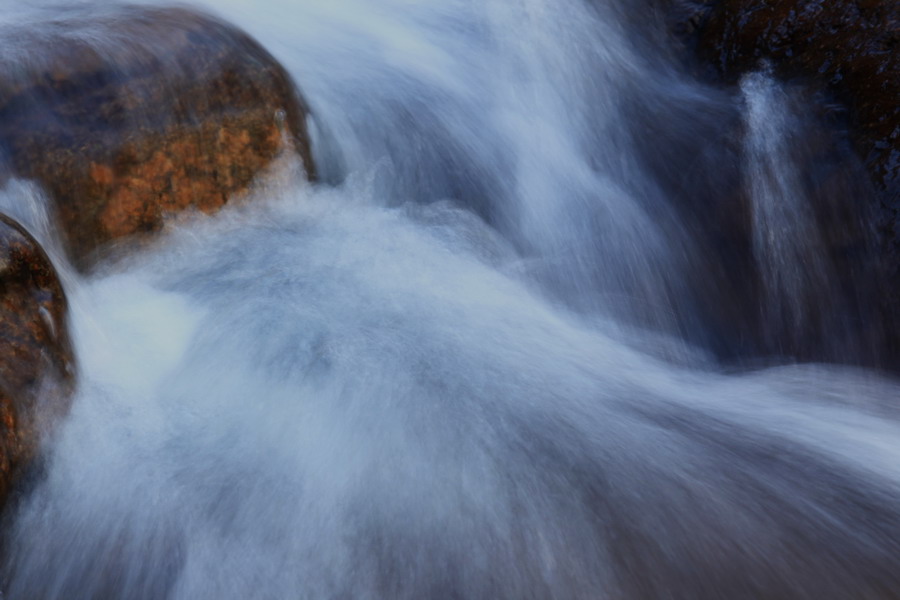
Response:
[0,214,73,504]
[0,4,316,267]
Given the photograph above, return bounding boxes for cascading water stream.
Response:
[740,71,857,359]
[742,72,828,344]
[0,0,898,598]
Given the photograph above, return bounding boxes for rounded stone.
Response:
[0,4,317,267]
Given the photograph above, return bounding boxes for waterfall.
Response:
[1,1,898,598]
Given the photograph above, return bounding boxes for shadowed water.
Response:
[0,0,898,598]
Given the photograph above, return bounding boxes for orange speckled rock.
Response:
[0,214,73,504]
[0,4,316,268]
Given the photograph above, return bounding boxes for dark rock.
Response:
[0,4,316,268]
[658,0,720,41]
[657,0,900,368]
[696,0,899,201]
[0,214,72,504]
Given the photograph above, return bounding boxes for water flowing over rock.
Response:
[0,214,72,504]
[0,4,316,268]
[656,0,900,366]
[695,0,898,201]
[3,1,900,597]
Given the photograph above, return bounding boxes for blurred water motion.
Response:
[1,0,898,598]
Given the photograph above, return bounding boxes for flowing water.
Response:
[1,0,899,598]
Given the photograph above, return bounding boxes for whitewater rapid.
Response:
[0,0,898,598]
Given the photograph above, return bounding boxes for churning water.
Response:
[1,0,900,598]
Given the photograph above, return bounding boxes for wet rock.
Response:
[695,0,899,201]
[0,4,316,267]
[656,0,900,369]
[0,214,72,504]
[655,0,720,41]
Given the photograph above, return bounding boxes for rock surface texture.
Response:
[0,215,72,504]
[0,4,316,267]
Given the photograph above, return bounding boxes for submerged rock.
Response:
[0,214,72,504]
[0,4,316,267]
